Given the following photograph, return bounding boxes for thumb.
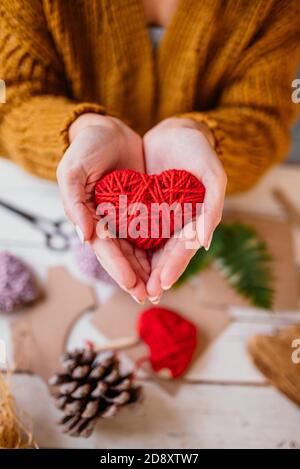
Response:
[56,164,94,242]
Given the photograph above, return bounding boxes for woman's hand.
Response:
[57,113,150,303]
[143,117,227,301]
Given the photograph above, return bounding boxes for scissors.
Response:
[0,199,74,251]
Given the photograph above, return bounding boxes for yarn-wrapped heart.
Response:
[0,252,40,313]
[137,306,198,378]
[94,169,205,249]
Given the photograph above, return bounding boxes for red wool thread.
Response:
[94,169,205,250]
[137,307,198,378]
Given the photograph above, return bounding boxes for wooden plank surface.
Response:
[0,159,300,448]
[11,375,300,449]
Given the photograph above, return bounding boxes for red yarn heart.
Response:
[137,307,198,378]
[94,169,205,249]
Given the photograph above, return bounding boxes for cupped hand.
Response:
[143,117,227,301]
[57,113,150,302]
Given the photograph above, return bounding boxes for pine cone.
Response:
[49,348,142,438]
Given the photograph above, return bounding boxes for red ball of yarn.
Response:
[137,306,198,378]
[94,169,205,250]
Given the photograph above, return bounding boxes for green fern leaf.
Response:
[175,222,274,309]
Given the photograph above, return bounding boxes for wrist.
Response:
[69,113,123,143]
[158,117,215,148]
[174,117,215,148]
[191,120,215,148]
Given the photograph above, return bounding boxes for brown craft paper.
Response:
[92,283,231,384]
[194,212,299,311]
[11,267,95,382]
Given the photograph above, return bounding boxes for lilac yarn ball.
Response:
[72,238,117,286]
[0,252,40,313]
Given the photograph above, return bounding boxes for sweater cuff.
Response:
[176,112,226,157]
[60,102,106,150]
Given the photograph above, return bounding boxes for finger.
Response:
[134,247,151,276]
[120,242,149,284]
[147,267,163,300]
[118,241,149,302]
[130,277,148,305]
[146,248,168,299]
[92,236,137,291]
[160,230,197,289]
[57,160,94,242]
[198,171,227,249]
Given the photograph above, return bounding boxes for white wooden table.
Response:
[0,159,299,449]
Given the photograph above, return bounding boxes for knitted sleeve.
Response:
[178,1,300,194]
[0,0,105,180]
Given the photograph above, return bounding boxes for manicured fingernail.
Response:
[161,284,172,291]
[149,296,161,304]
[205,233,213,251]
[131,295,144,305]
[75,225,84,244]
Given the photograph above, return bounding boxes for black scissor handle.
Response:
[0,199,72,251]
[45,232,70,251]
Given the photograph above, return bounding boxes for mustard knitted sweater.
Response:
[0,0,299,193]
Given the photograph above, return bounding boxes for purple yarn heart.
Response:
[72,238,117,287]
[0,252,40,313]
